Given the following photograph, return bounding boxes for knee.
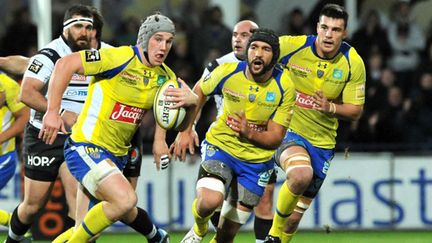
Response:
[19,201,43,218]
[196,194,223,216]
[287,168,313,193]
[112,190,137,215]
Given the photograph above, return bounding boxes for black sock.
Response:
[254,216,273,240]
[6,207,32,243]
[121,207,159,240]
[210,211,221,229]
[64,215,75,229]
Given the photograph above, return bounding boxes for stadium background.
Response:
[1,0,432,242]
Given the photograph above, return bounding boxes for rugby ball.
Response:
[153,79,186,130]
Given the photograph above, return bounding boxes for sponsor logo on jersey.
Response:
[223,88,244,103]
[128,146,140,164]
[356,84,365,100]
[28,59,43,74]
[333,69,343,79]
[85,50,101,62]
[266,92,276,102]
[65,89,87,96]
[157,75,167,86]
[27,155,55,167]
[258,169,273,187]
[84,146,102,159]
[203,73,211,82]
[249,86,259,92]
[71,73,87,81]
[110,102,145,124]
[295,92,317,109]
[120,71,141,86]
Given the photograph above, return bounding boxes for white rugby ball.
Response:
[153,79,186,130]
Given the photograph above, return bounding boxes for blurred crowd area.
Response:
[1,0,432,154]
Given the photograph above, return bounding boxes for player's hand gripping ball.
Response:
[154,79,186,130]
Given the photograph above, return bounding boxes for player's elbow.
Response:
[19,81,34,105]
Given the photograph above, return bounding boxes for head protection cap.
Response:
[137,13,175,51]
[247,28,280,67]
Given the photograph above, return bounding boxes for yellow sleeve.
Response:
[0,81,4,92]
[1,74,26,112]
[200,63,233,96]
[271,71,296,128]
[80,46,135,76]
[342,49,366,105]
[278,35,308,62]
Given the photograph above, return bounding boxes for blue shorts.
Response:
[0,150,18,190]
[201,140,274,196]
[64,138,128,183]
[279,131,334,179]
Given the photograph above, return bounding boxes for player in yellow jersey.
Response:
[39,13,198,243]
[170,20,278,242]
[264,4,366,243]
[0,72,29,193]
[178,29,296,243]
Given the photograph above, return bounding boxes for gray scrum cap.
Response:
[136,13,175,52]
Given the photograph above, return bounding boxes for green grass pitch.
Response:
[2,230,432,242]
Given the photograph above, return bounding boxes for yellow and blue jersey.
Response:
[201,61,296,163]
[0,72,26,155]
[71,46,176,156]
[279,35,366,148]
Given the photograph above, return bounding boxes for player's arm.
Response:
[40,52,85,144]
[326,53,366,121]
[0,83,5,107]
[314,90,363,121]
[153,123,169,171]
[168,80,207,161]
[227,111,287,149]
[0,106,29,144]
[0,55,30,75]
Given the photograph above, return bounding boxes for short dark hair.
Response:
[63,4,93,22]
[90,7,104,40]
[319,4,349,29]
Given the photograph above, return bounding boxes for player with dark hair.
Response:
[264,4,365,243]
[179,28,296,243]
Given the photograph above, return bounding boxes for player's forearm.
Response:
[245,129,286,150]
[0,56,30,75]
[20,80,48,112]
[0,107,29,143]
[331,103,363,121]
[181,82,207,132]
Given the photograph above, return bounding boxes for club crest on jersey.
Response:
[317,69,324,78]
[157,75,167,86]
[248,94,256,102]
[85,50,101,62]
[333,69,343,79]
[203,73,211,82]
[266,92,276,102]
[110,102,145,124]
[28,59,43,74]
[206,144,218,157]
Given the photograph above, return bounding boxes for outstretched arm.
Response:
[0,55,30,75]
[39,52,85,144]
